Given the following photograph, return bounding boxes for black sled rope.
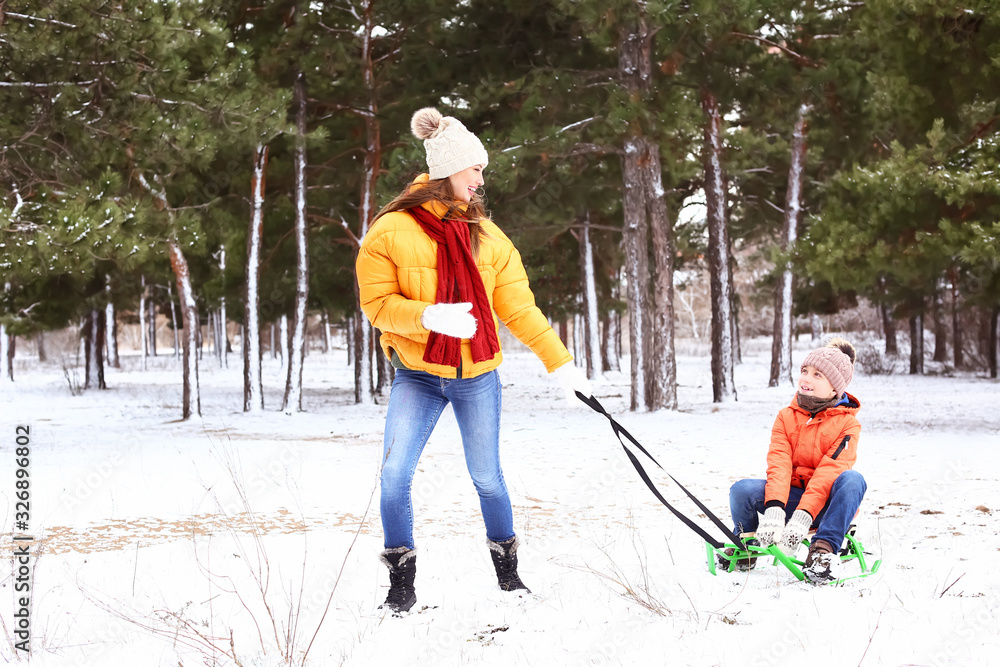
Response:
[576,392,746,551]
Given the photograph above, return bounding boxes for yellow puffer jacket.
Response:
[356,184,572,379]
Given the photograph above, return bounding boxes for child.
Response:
[725,338,866,582]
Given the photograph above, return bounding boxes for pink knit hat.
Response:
[801,338,857,398]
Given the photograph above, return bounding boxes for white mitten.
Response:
[755,506,786,547]
[781,509,813,550]
[421,302,477,339]
[552,362,593,406]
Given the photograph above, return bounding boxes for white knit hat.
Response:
[410,107,489,180]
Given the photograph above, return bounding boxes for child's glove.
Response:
[781,509,814,550]
[421,302,477,339]
[552,362,593,407]
[755,506,786,547]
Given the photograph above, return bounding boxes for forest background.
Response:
[2,0,999,417]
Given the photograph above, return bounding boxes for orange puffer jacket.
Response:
[356,186,571,379]
[764,393,862,519]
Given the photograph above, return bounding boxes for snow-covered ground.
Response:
[1,337,998,666]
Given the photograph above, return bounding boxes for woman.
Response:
[356,107,592,613]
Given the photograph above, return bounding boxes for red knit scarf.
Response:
[407,205,500,368]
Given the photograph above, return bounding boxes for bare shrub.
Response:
[61,361,84,395]
[856,342,897,376]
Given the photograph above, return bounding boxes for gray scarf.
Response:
[796,392,841,416]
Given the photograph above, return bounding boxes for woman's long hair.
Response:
[374,177,489,257]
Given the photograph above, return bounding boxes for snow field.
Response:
[1,339,998,666]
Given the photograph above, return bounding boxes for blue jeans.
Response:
[379,368,514,550]
[728,471,867,548]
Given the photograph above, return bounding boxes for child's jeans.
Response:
[379,368,514,550]
[728,471,867,549]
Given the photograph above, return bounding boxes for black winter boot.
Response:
[487,536,531,593]
[716,547,758,572]
[803,539,837,583]
[379,547,417,613]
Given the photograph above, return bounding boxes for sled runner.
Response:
[707,524,882,584]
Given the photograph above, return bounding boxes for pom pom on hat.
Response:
[411,107,444,140]
[827,337,856,364]
[801,337,856,398]
[409,107,489,180]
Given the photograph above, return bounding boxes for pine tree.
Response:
[1,1,288,416]
[801,1,1000,375]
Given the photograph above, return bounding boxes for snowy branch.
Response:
[316,20,356,35]
[765,198,785,214]
[6,12,79,28]
[340,214,360,248]
[331,1,362,23]
[501,119,608,155]
[305,213,361,248]
[11,184,25,219]
[135,172,171,212]
[731,32,819,67]
[373,45,403,64]
[559,116,599,133]
[0,79,99,88]
[552,142,623,157]
[130,92,213,115]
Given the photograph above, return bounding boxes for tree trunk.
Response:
[642,137,677,410]
[243,144,268,413]
[769,103,810,388]
[219,244,228,368]
[279,314,289,374]
[600,310,611,373]
[375,329,390,395]
[989,303,998,379]
[0,324,10,382]
[84,308,106,390]
[136,172,202,418]
[346,312,355,366]
[213,310,223,366]
[284,72,310,413]
[168,281,180,359]
[347,0,382,404]
[5,334,13,380]
[580,211,602,379]
[932,277,947,363]
[196,315,203,362]
[881,307,897,355]
[77,319,83,366]
[607,276,622,373]
[36,331,46,363]
[810,312,823,341]
[321,310,331,354]
[168,241,201,418]
[701,87,736,402]
[148,291,157,357]
[621,137,650,411]
[616,18,656,411]
[139,274,148,370]
[105,276,120,369]
[951,278,963,368]
[616,309,624,367]
[353,308,373,403]
[909,311,924,375]
[729,240,741,366]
